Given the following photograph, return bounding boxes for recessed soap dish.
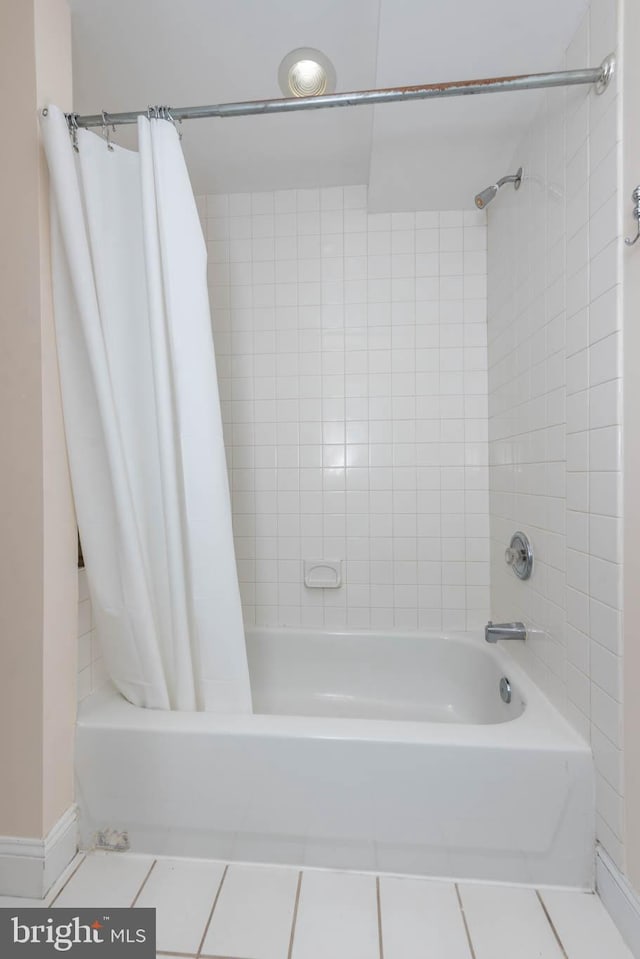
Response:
[304,559,342,588]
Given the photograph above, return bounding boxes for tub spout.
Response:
[485,621,526,643]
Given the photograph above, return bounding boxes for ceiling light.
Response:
[278,48,336,98]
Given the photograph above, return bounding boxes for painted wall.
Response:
[36,0,79,839]
[487,0,623,868]
[197,188,490,631]
[0,0,76,839]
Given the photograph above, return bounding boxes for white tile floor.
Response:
[0,850,634,959]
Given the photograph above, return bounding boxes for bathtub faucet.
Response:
[485,621,527,643]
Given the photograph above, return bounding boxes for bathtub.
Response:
[76,628,595,887]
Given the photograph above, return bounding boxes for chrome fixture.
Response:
[624,185,640,246]
[499,676,512,704]
[64,54,615,131]
[596,53,616,94]
[485,622,527,643]
[475,167,522,209]
[505,530,533,580]
[100,110,115,151]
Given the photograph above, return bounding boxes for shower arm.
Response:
[64,54,615,131]
[496,171,522,189]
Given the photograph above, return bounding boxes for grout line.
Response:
[196,864,228,958]
[48,853,88,906]
[376,875,384,959]
[286,870,303,959]
[130,859,157,907]
[455,884,478,959]
[536,890,570,959]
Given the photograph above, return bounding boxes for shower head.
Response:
[474,184,499,209]
[474,167,523,209]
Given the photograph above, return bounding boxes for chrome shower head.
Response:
[474,184,498,209]
[474,167,523,209]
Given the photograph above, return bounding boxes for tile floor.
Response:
[0,850,634,959]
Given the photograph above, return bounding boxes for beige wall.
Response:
[0,0,75,839]
[623,0,640,898]
[36,0,77,835]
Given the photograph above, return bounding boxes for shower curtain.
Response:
[40,105,252,713]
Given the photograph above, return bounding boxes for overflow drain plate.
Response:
[500,676,512,704]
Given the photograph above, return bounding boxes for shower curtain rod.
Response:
[69,54,615,130]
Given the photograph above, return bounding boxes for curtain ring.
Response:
[66,112,80,153]
[165,108,183,141]
[101,111,115,151]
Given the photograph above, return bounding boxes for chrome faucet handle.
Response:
[625,186,640,246]
[504,546,524,566]
[504,531,533,580]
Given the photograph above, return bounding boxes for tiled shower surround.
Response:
[197,188,490,631]
[77,568,105,702]
[487,0,623,867]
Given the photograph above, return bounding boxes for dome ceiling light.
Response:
[278,48,336,98]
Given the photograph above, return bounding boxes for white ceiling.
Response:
[69,0,590,210]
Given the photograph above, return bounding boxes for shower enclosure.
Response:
[56,29,619,892]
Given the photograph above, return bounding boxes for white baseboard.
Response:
[0,804,78,899]
[597,845,640,958]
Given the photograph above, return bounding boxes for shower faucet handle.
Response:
[504,546,525,566]
[504,531,533,580]
[625,185,640,246]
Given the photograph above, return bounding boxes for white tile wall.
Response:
[487,0,622,867]
[197,188,490,631]
[77,567,106,703]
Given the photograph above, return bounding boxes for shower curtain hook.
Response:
[66,112,80,152]
[101,110,115,151]
[165,108,183,141]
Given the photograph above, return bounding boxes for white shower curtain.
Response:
[41,104,252,713]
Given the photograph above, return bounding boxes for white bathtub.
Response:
[76,628,595,887]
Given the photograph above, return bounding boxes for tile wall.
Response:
[196,188,490,631]
[77,568,106,702]
[487,0,623,866]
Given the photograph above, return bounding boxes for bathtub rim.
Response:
[78,627,590,754]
